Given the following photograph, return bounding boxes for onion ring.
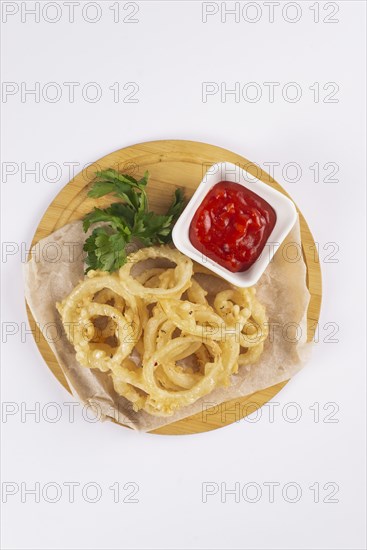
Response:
[58,245,268,417]
[119,246,193,300]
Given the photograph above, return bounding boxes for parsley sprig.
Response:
[82,169,185,272]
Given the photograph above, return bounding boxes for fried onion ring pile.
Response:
[57,245,268,417]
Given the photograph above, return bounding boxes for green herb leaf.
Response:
[137,170,149,188]
[83,170,186,273]
[83,207,132,234]
[107,202,135,228]
[157,188,186,243]
[88,170,145,209]
[83,227,127,273]
[133,212,173,245]
[167,188,185,220]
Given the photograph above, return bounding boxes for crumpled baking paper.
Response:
[24,219,311,432]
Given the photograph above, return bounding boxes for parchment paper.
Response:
[24,219,311,432]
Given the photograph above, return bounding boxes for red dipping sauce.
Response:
[189,181,276,273]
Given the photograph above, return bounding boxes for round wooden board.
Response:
[26,140,322,435]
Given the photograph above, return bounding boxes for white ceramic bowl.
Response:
[172,161,298,287]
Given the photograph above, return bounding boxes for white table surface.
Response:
[1,1,366,549]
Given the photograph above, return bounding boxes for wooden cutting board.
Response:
[26,140,322,435]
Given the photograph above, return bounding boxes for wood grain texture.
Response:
[26,140,322,435]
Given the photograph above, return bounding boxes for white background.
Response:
[1,1,366,549]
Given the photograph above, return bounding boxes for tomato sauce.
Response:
[189,181,276,272]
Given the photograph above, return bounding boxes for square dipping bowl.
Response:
[172,161,298,287]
